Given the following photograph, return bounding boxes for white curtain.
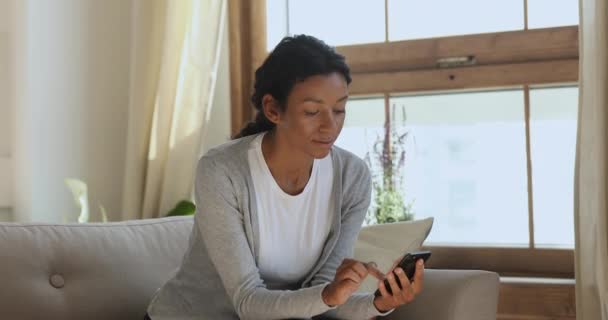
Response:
[574,0,608,318]
[122,0,226,220]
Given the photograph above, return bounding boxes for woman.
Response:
[146,35,424,320]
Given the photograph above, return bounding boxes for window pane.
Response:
[530,87,578,249]
[335,97,388,226]
[337,91,531,246]
[336,97,385,159]
[388,0,524,41]
[266,0,289,51]
[287,0,385,47]
[528,0,579,29]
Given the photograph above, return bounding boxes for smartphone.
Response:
[373,250,431,297]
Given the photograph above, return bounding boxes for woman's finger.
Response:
[377,279,391,298]
[365,262,385,281]
[394,268,414,301]
[351,261,369,279]
[411,259,425,295]
[336,258,355,274]
[386,271,402,296]
[340,269,362,285]
[402,285,415,302]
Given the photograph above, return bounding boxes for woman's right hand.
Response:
[322,258,384,306]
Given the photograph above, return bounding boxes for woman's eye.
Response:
[333,109,346,114]
[305,111,319,116]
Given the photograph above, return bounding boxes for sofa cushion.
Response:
[0,216,193,320]
[354,217,434,293]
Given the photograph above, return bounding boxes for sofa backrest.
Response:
[0,216,194,320]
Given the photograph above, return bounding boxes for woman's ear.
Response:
[262,94,282,125]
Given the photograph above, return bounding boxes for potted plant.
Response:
[364,104,414,225]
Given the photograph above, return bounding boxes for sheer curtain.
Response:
[122,0,226,220]
[574,0,608,318]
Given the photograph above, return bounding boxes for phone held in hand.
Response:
[374,251,432,297]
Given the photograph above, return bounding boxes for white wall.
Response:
[0,0,14,221]
[0,1,11,157]
[12,0,132,222]
[5,0,230,222]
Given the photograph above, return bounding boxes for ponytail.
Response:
[233,111,275,139]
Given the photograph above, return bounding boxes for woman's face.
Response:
[264,72,348,159]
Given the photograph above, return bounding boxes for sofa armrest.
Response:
[382,269,499,320]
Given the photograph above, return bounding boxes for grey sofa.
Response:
[0,216,499,319]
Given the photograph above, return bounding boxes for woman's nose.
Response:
[319,111,337,132]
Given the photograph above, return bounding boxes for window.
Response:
[388,0,524,41]
[527,0,579,29]
[266,0,385,50]
[390,90,529,246]
[266,0,579,49]
[265,0,288,51]
[336,97,385,159]
[530,86,578,248]
[338,87,578,249]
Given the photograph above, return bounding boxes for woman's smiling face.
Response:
[263,72,349,159]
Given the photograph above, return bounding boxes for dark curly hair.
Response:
[233,35,352,139]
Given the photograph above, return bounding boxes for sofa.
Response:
[0,216,500,319]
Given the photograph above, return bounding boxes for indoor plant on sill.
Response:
[364,104,414,225]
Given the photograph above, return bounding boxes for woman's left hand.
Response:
[372,259,425,313]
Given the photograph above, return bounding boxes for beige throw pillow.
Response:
[353,217,434,293]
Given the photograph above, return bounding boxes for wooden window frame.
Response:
[228,0,266,135]
[229,1,578,281]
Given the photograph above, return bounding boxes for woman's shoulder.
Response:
[197,135,257,171]
[202,135,256,160]
[332,146,372,208]
[331,145,371,181]
[332,145,369,172]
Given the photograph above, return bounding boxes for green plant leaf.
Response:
[167,200,196,217]
[99,205,108,223]
[365,104,416,224]
[64,178,90,223]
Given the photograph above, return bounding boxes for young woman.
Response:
[146,35,424,320]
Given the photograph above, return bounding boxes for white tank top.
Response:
[248,133,334,287]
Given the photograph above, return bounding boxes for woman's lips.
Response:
[313,140,334,147]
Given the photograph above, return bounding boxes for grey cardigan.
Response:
[147,134,389,320]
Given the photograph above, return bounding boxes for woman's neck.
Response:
[261,131,314,195]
